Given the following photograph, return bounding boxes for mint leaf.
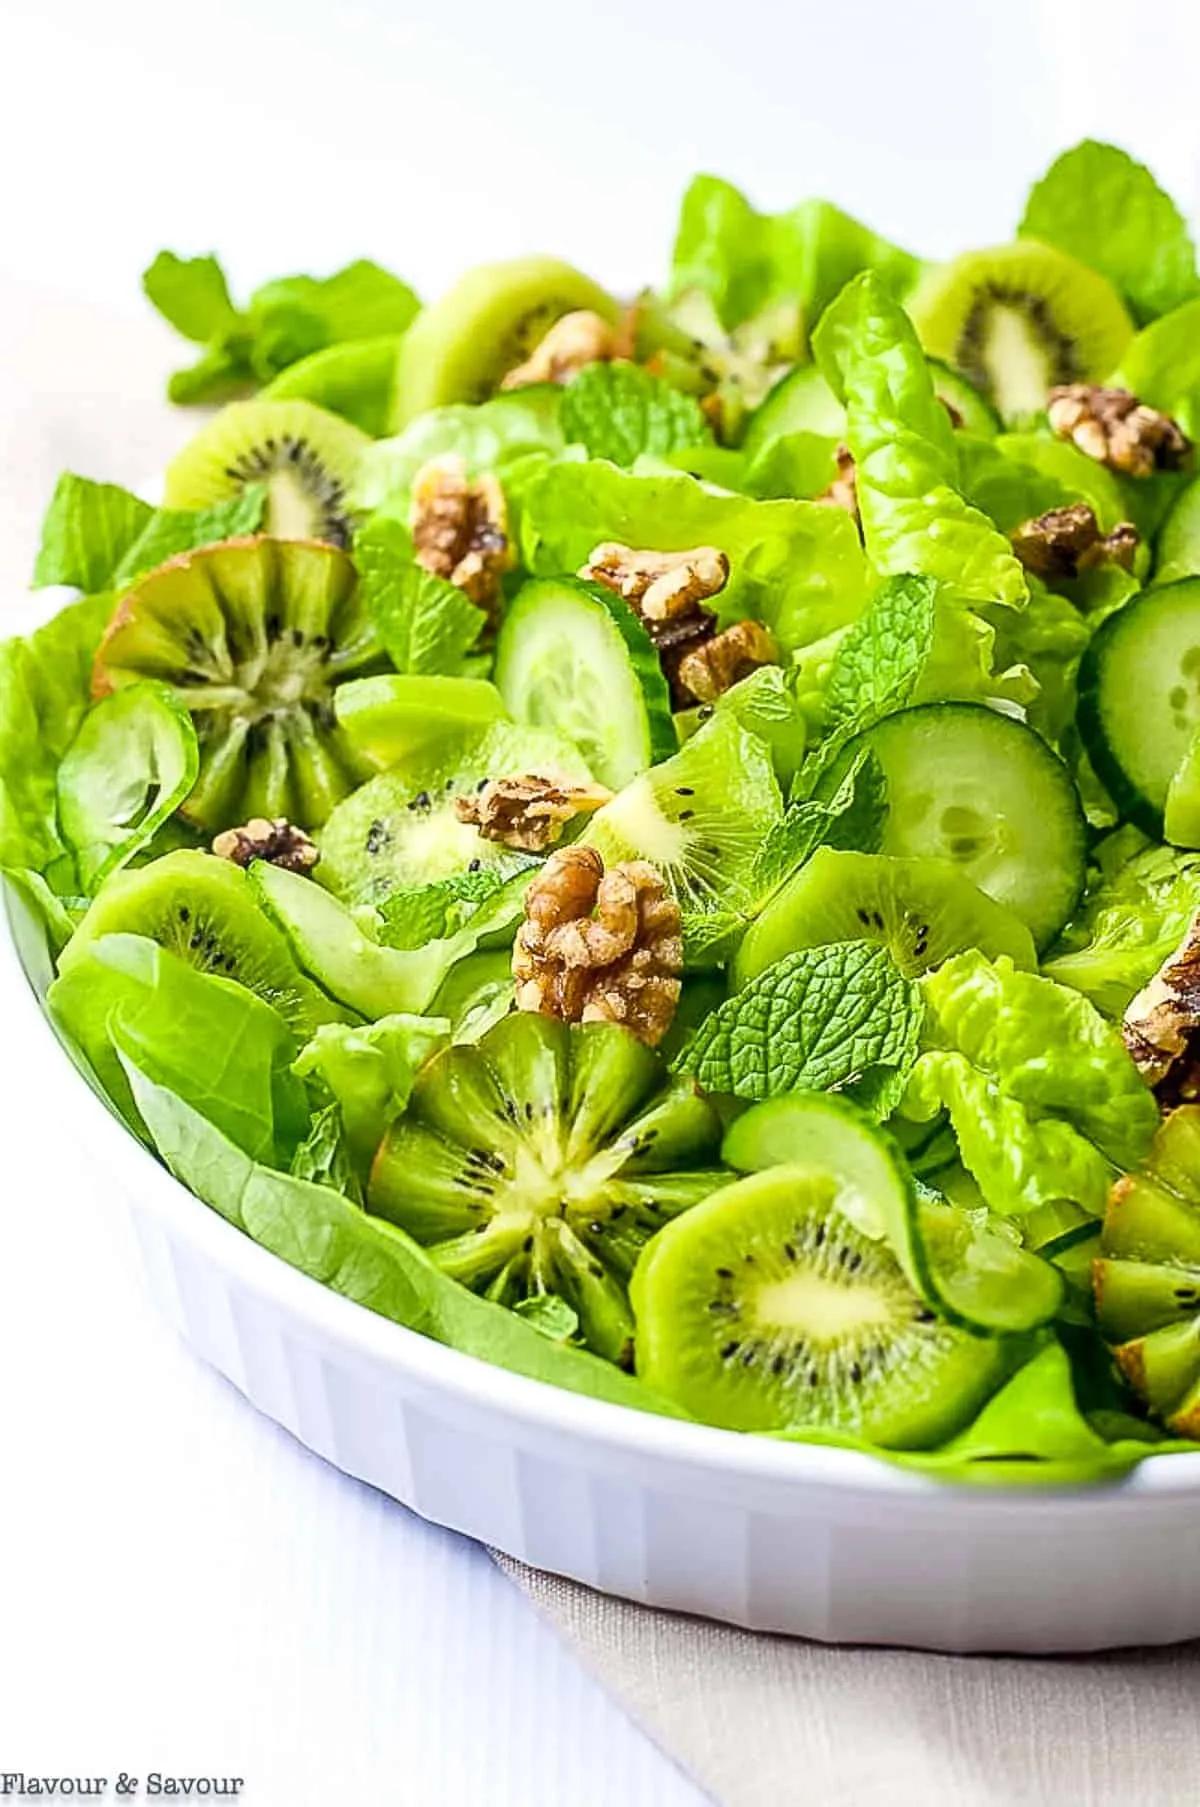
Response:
[111,485,268,589]
[378,865,523,949]
[354,515,484,675]
[1020,140,1197,325]
[560,362,711,466]
[33,474,153,591]
[681,907,748,969]
[753,748,885,896]
[674,940,922,1100]
[143,251,241,343]
[825,573,938,733]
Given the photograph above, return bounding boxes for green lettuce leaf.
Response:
[813,272,1028,610]
[33,476,153,591]
[124,1056,684,1417]
[144,252,420,405]
[293,1013,451,1175]
[290,1100,363,1202]
[350,389,567,516]
[674,939,922,1104]
[1045,840,1200,1015]
[987,580,1091,744]
[559,361,711,466]
[354,514,485,675]
[0,590,114,882]
[111,485,268,589]
[670,174,921,331]
[1020,140,1198,325]
[519,459,869,652]
[49,932,308,1162]
[1114,299,1200,440]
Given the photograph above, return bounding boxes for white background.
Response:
[4,2,1200,1802]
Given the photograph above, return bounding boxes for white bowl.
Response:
[8,883,1200,1655]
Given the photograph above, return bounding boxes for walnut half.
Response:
[513,845,682,1046]
[454,773,612,852]
[499,310,623,390]
[409,454,515,626]
[1123,911,1200,1102]
[1047,385,1191,478]
[580,542,730,622]
[1010,502,1139,581]
[674,618,779,704]
[212,817,319,874]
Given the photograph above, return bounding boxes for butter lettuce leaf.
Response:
[1045,841,1200,1016]
[1020,140,1198,325]
[1114,299,1200,441]
[351,389,566,516]
[518,458,869,652]
[293,1013,450,1176]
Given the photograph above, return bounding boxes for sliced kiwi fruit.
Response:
[317,719,593,905]
[1094,1106,1200,1433]
[263,336,404,437]
[368,1012,727,1363]
[909,242,1134,421]
[93,536,379,832]
[631,1165,1010,1443]
[583,710,782,920]
[734,849,1037,987]
[163,399,370,546]
[391,257,621,427]
[637,290,803,443]
[58,849,348,1039]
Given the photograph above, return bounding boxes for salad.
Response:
[10,140,1200,1486]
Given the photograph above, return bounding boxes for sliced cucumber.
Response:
[494,577,674,789]
[335,674,506,772]
[734,848,1036,985]
[1165,726,1200,848]
[743,357,997,463]
[1078,580,1200,837]
[857,703,1086,950]
[724,1092,1063,1334]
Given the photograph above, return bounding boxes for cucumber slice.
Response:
[335,674,506,772]
[495,577,675,789]
[734,848,1036,986]
[1165,725,1200,847]
[391,257,619,426]
[723,1092,1063,1334]
[743,357,997,462]
[859,703,1086,950]
[1078,580,1200,836]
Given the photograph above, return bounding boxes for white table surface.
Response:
[5,4,1200,1800]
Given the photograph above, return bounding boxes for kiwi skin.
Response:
[631,1166,1011,1445]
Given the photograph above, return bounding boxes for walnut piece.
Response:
[674,619,779,704]
[409,454,515,624]
[580,542,730,622]
[1047,385,1192,478]
[815,444,859,519]
[212,817,319,874]
[454,772,612,852]
[1010,502,1139,581]
[513,845,682,1046]
[1123,912,1200,1102]
[499,310,621,390]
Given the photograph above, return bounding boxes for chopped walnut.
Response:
[674,619,779,705]
[580,542,730,622]
[1123,912,1200,1102]
[1047,385,1192,477]
[499,310,621,389]
[409,454,515,626]
[1010,502,1139,581]
[513,845,682,1046]
[454,772,613,852]
[212,817,319,874]
[815,444,859,520]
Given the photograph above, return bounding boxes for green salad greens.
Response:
[13,138,1200,1483]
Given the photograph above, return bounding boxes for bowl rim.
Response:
[9,887,1200,1510]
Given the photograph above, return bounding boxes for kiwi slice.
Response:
[163,399,370,546]
[1094,1107,1200,1433]
[263,336,403,437]
[368,1012,727,1363]
[93,536,379,833]
[583,710,782,919]
[631,1165,1009,1444]
[391,257,620,427]
[59,849,348,1039]
[734,849,1037,986]
[638,290,803,443]
[909,242,1133,420]
[317,719,593,905]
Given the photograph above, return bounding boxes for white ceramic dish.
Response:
[8,882,1200,1656]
